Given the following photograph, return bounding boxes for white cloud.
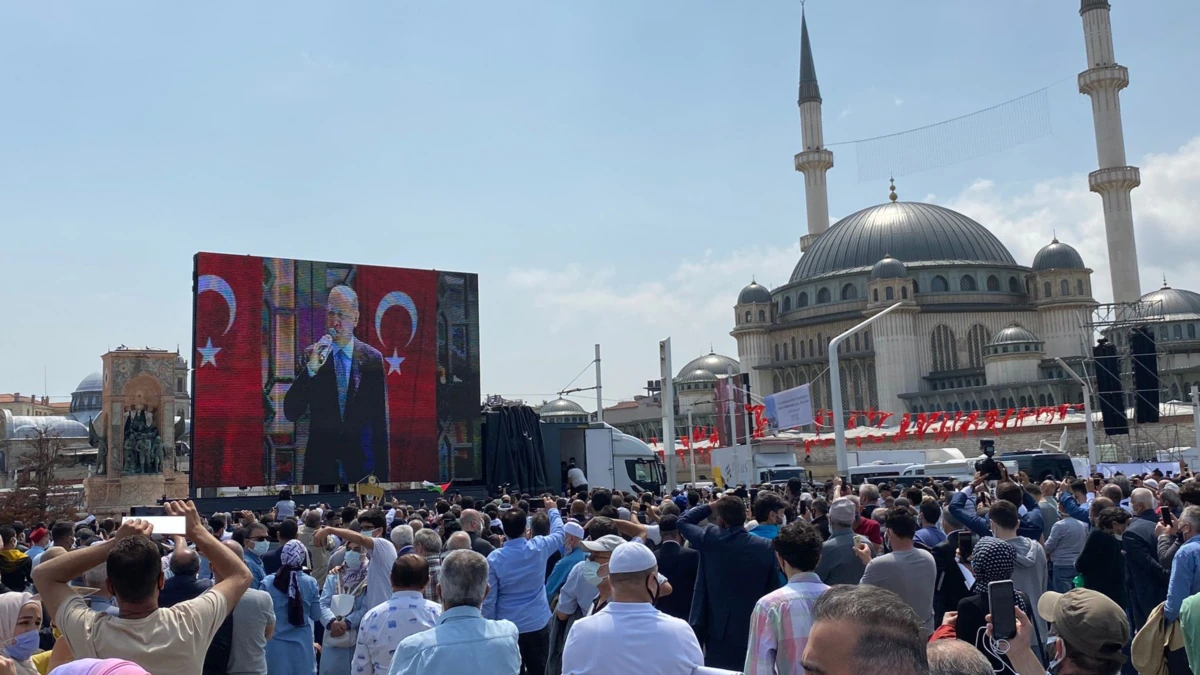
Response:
[894,97,904,107]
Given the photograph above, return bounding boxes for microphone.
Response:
[315,327,337,364]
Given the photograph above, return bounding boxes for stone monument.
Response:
[85,349,189,513]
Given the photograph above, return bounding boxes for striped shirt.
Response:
[744,572,830,675]
[353,591,441,675]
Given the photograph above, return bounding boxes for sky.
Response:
[2,1,1199,414]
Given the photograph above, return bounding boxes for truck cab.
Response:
[550,423,665,495]
[753,452,808,486]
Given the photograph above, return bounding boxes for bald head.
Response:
[1131,487,1156,514]
[1040,480,1058,500]
[170,547,200,577]
[928,639,992,675]
[460,510,483,534]
[446,531,471,552]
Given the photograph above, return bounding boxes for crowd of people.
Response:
[3,465,1200,674]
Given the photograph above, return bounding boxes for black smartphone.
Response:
[1161,506,1173,526]
[988,580,1018,641]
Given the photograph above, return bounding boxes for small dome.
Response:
[677,368,719,385]
[75,372,103,393]
[7,416,89,440]
[676,352,740,380]
[988,325,1041,346]
[738,281,772,305]
[869,255,908,280]
[1140,285,1200,321]
[538,397,586,417]
[1032,239,1086,272]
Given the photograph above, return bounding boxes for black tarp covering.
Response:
[483,406,550,493]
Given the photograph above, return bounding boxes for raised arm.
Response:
[948,491,991,538]
[678,504,712,548]
[316,527,375,550]
[531,499,565,555]
[1058,492,1090,524]
[33,519,152,622]
[610,518,648,542]
[167,500,251,615]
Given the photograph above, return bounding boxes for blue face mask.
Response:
[3,631,40,661]
[580,560,602,587]
[344,550,362,569]
[252,540,270,556]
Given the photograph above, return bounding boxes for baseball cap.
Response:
[563,522,585,539]
[608,541,656,574]
[617,507,631,521]
[830,498,857,523]
[579,534,624,553]
[1144,478,1159,490]
[1038,589,1129,664]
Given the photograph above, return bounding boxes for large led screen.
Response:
[191,253,481,489]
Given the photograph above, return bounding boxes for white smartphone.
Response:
[133,516,187,535]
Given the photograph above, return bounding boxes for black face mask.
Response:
[646,575,662,607]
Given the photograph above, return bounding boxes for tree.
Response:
[0,425,79,523]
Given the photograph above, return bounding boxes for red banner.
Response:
[193,254,263,488]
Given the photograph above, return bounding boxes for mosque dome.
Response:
[738,281,772,305]
[789,201,1017,283]
[675,353,740,381]
[989,325,1041,346]
[1139,285,1200,321]
[676,368,719,385]
[75,372,103,392]
[869,255,908,281]
[538,397,586,417]
[1032,239,1086,272]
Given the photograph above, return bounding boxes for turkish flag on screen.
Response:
[353,266,439,482]
[193,253,263,488]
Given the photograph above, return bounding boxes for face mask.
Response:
[252,540,270,556]
[3,631,40,661]
[778,514,788,526]
[580,560,603,587]
[1047,636,1065,673]
[646,574,662,606]
[344,550,362,569]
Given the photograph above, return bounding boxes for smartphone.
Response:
[988,580,1018,641]
[1161,506,1173,526]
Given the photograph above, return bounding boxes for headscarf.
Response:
[0,592,36,644]
[49,659,151,675]
[272,540,309,626]
[969,537,1032,615]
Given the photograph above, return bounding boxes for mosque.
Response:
[732,1,1200,420]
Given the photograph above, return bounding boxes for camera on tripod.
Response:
[975,439,1002,481]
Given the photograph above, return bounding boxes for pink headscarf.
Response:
[48,659,151,675]
[0,592,36,643]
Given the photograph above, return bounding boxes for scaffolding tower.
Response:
[1082,300,1183,463]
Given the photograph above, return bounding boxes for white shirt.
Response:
[560,602,703,675]
[567,467,588,487]
[352,590,441,675]
[367,537,399,610]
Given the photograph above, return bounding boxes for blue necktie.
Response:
[335,350,349,418]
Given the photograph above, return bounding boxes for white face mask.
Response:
[778,514,787,526]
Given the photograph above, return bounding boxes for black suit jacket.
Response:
[654,540,699,622]
[159,575,212,608]
[678,505,782,669]
[1125,510,1170,628]
[284,339,389,484]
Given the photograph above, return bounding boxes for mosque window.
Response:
[801,340,806,358]
[744,311,751,323]
[798,292,809,308]
[885,286,894,301]
[931,324,959,372]
[1061,279,1070,296]
[792,337,798,357]
[1009,277,1021,293]
[1038,394,1047,407]
[841,284,858,301]
[967,325,990,369]
[758,310,766,322]
[1175,324,1183,340]
[817,334,824,356]
[873,289,879,302]
[987,275,1001,292]
[854,334,860,352]
[932,276,949,293]
[1043,281,1052,298]
[852,364,865,410]
[864,330,871,351]
[901,286,908,300]
[1160,326,1168,341]
[817,288,831,304]
[1189,324,1196,339]
[960,275,977,292]
[1172,382,1181,401]
[867,362,879,408]
[783,343,789,360]
[775,344,780,362]
[1077,279,1085,296]
[1047,392,1055,406]
[809,339,815,356]
[782,296,792,312]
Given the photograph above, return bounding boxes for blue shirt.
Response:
[245,551,267,587]
[262,571,323,645]
[914,526,947,549]
[750,524,780,540]
[546,547,587,601]
[389,605,520,675]
[1165,537,1200,622]
[481,508,565,632]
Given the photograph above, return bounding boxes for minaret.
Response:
[794,10,834,253]
[1078,0,1141,303]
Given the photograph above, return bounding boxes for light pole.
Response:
[1056,357,1097,469]
[831,302,904,474]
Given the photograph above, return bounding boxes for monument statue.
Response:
[122,404,164,475]
[88,413,108,476]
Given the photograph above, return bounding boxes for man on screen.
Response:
[284,284,389,484]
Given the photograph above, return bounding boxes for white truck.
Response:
[710,447,807,489]
[845,448,965,466]
[555,423,667,495]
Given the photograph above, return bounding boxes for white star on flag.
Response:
[198,337,222,367]
[385,348,405,375]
